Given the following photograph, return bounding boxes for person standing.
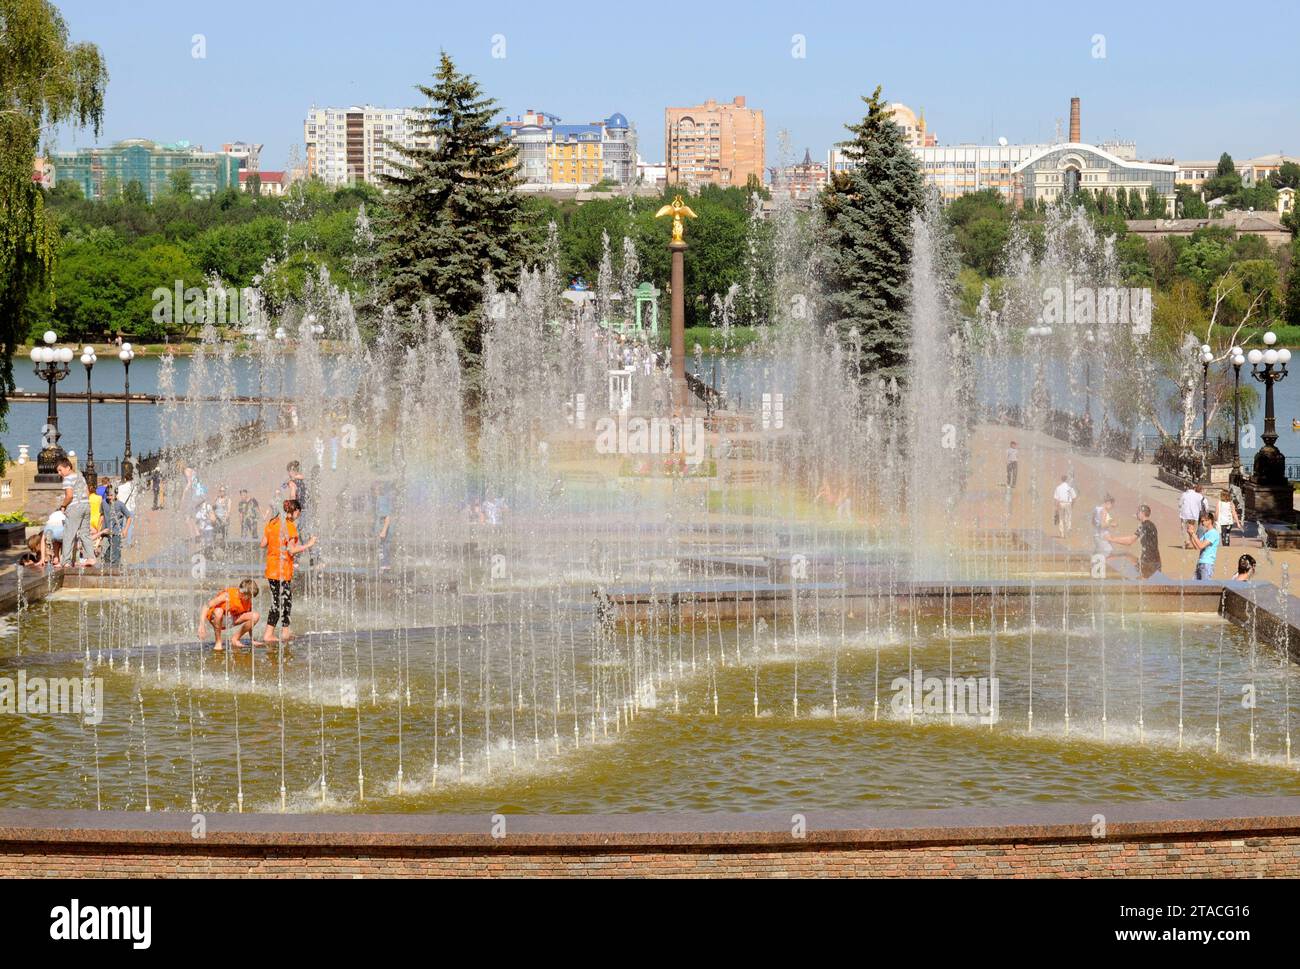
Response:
[1187,510,1221,580]
[214,487,232,548]
[1052,474,1078,538]
[261,499,316,644]
[1216,489,1242,547]
[150,468,161,510]
[238,489,261,540]
[101,484,131,566]
[1178,484,1206,549]
[373,480,393,571]
[1005,441,1019,489]
[1091,494,1116,557]
[117,470,138,545]
[56,457,95,569]
[1109,504,1162,579]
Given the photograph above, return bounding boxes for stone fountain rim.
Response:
[2,797,1300,849]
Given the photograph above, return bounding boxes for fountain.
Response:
[0,191,1297,823]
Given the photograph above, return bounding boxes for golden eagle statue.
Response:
[655,194,698,243]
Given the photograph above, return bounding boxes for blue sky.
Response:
[53,0,1299,171]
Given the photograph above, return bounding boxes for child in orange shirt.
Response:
[261,499,316,644]
[199,578,260,651]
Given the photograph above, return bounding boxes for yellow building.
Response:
[548,132,604,185]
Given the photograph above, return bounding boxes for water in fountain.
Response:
[2,190,1298,814]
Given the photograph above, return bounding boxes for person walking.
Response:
[56,457,95,569]
[1052,474,1077,538]
[1178,484,1207,549]
[261,499,316,644]
[1187,510,1221,580]
[1216,489,1242,547]
[1005,441,1019,489]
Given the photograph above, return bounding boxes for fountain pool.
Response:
[2,596,1297,813]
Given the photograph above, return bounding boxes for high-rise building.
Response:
[222,141,263,171]
[664,96,764,189]
[502,110,637,188]
[303,105,435,187]
[49,139,240,201]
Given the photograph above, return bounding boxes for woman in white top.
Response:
[1216,489,1242,547]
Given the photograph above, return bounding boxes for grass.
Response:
[651,326,762,351]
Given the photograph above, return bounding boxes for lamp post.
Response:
[1247,332,1291,486]
[119,343,135,480]
[1230,345,1245,476]
[30,330,73,483]
[1199,345,1213,475]
[80,345,98,489]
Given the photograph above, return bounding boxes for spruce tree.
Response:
[371,52,532,408]
[820,86,924,384]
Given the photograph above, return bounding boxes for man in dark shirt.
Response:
[1111,504,1162,578]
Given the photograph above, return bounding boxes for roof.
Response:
[1012,142,1178,175]
[239,170,285,183]
[605,112,629,129]
[552,124,601,141]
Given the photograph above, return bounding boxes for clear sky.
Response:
[52,0,1299,171]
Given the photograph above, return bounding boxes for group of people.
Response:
[21,458,136,570]
[1077,481,1257,582]
[196,461,397,651]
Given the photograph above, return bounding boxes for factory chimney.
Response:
[1069,97,1081,143]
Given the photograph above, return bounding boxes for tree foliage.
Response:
[819,86,924,383]
[0,0,108,465]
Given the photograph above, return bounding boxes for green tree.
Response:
[1203,153,1242,201]
[1175,238,1233,287]
[1271,161,1300,190]
[1176,184,1208,218]
[0,0,108,467]
[819,85,924,383]
[169,168,193,198]
[1285,240,1300,327]
[1117,235,1153,285]
[1230,182,1278,213]
[1144,186,1167,218]
[370,52,533,409]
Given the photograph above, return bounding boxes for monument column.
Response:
[670,239,687,409]
[656,194,697,411]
